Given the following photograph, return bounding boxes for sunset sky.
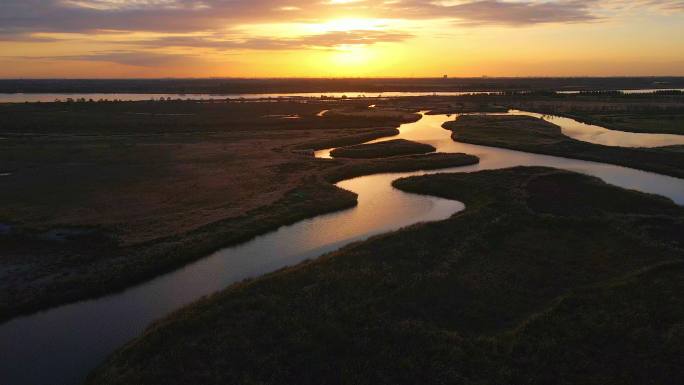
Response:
[1,0,683,78]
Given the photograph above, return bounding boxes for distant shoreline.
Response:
[1,88,683,103]
[1,77,684,96]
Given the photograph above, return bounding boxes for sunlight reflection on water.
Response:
[2,111,684,385]
[511,110,684,148]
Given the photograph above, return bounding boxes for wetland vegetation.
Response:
[558,111,684,135]
[2,90,684,385]
[0,99,441,320]
[330,139,436,158]
[445,114,684,178]
[88,167,684,385]
[3,77,683,94]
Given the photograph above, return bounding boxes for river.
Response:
[0,91,496,103]
[1,89,682,103]
[509,110,684,148]
[1,111,684,385]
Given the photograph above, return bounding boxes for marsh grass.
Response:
[445,115,684,178]
[89,167,684,385]
[330,139,436,159]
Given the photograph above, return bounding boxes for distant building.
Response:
[443,75,448,79]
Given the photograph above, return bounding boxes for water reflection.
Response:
[510,110,684,148]
[392,113,684,204]
[0,147,463,385]
[320,112,684,204]
[2,89,683,103]
[2,112,684,385]
[0,91,499,103]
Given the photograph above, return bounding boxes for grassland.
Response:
[88,166,684,385]
[505,93,684,134]
[358,92,684,138]
[0,99,414,243]
[559,111,684,135]
[330,139,435,158]
[445,114,684,178]
[0,100,482,321]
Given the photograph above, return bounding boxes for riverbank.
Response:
[5,106,684,385]
[330,139,435,158]
[4,151,480,322]
[445,115,684,179]
[497,90,684,137]
[0,100,445,321]
[505,97,684,135]
[88,166,684,385]
[551,110,684,135]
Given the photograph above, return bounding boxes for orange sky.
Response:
[1,1,683,77]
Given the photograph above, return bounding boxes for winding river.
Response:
[509,110,684,148]
[2,111,684,385]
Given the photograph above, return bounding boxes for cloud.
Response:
[60,0,210,11]
[1,0,681,63]
[0,0,222,35]
[24,50,204,66]
[0,32,58,42]
[6,0,682,39]
[0,0,623,38]
[6,29,412,66]
[131,30,413,50]
[641,0,684,11]
[440,0,601,25]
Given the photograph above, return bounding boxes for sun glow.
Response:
[3,1,683,78]
[304,18,392,33]
[331,44,372,66]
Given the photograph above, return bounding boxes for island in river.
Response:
[330,139,436,158]
[1,90,684,385]
[89,166,684,385]
[444,114,684,178]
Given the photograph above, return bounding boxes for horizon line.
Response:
[2,76,684,81]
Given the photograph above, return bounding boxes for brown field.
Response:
[0,99,480,320]
[0,99,417,244]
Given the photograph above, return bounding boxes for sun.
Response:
[329,44,373,72]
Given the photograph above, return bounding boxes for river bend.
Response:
[2,112,684,385]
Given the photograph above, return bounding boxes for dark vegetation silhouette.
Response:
[0,100,477,320]
[331,139,436,158]
[2,77,683,94]
[88,167,684,385]
[444,114,684,178]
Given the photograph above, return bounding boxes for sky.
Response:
[1,0,683,78]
